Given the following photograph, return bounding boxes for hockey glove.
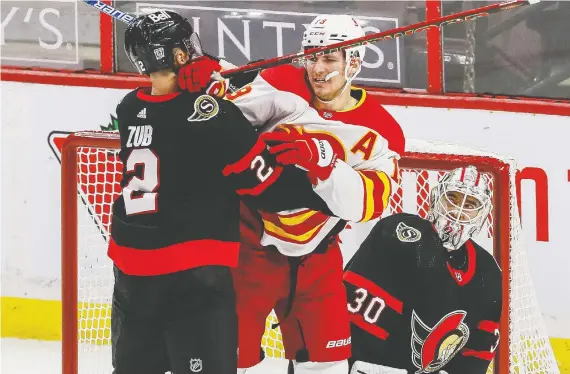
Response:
[177,56,229,98]
[261,128,338,185]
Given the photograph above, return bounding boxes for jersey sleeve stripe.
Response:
[222,138,266,176]
[358,171,375,222]
[235,166,283,196]
[344,270,403,314]
[350,313,389,340]
[478,320,500,333]
[358,171,392,223]
[461,348,495,361]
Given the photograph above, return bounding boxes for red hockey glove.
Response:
[261,129,338,185]
[177,56,228,98]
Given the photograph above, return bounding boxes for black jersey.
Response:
[109,88,325,276]
[344,213,502,374]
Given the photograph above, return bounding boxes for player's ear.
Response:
[173,47,190,68]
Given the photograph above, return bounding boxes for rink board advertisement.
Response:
[119,3,402,84]
[1,81,569,363]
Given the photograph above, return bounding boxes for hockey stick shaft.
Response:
[221,0,539,78]
[82,0,136,24]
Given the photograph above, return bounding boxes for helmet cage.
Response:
[428,166,492,250]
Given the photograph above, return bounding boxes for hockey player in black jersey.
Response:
[344,166,502,374]
[109,10,327,374]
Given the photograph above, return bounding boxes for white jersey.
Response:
[227,64,405,256]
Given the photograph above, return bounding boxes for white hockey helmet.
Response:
[302,15,366,80]
[427,166,492,251]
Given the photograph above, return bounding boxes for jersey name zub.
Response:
[344,214,502,374]
[228,65,405,256]
[109,88,322,276]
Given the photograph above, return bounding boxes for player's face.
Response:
[442,191,483,222]
[305,51,348,101]
[173,47,190,68]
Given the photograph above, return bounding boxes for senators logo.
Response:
[411,310,470,373]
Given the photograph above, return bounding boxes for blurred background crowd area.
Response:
[2,0,568,99]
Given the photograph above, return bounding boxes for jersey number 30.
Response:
[123,149,159,215]
[348,288,386,324]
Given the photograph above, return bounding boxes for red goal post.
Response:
[61,131,558,374]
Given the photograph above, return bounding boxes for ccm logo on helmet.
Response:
[326,337,351,348]
[148,10,171,23]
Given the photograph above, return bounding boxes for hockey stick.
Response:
[83,0,539,78]
[82,0,135,24]
[220,0,540,78]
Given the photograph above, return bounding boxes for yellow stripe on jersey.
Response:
[378,171,392,210]
[263,220,327,242]
[277,210,320,226]
[359,171,393,223]
[360,172,376,222]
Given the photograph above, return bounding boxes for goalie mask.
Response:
[301,15,366,103]
[125,10,203,75]
[427,166,492,251]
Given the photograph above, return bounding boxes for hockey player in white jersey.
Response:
[178,14,405,374]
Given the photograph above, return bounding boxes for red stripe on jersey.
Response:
[478,320,500,334]
[350,313,389,340]
[462,348,495,361]
[136,88,181,103]
[222,138,266,176]
[235,165,283,196]
[108,238,239,276]
[344,271,403,314]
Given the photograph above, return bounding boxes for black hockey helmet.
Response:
[124,10,203,75]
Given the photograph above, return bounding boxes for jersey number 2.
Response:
[123,149,159,215]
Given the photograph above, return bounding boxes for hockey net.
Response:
[61,132,559,374]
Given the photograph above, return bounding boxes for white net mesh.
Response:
[66,136,558,373]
